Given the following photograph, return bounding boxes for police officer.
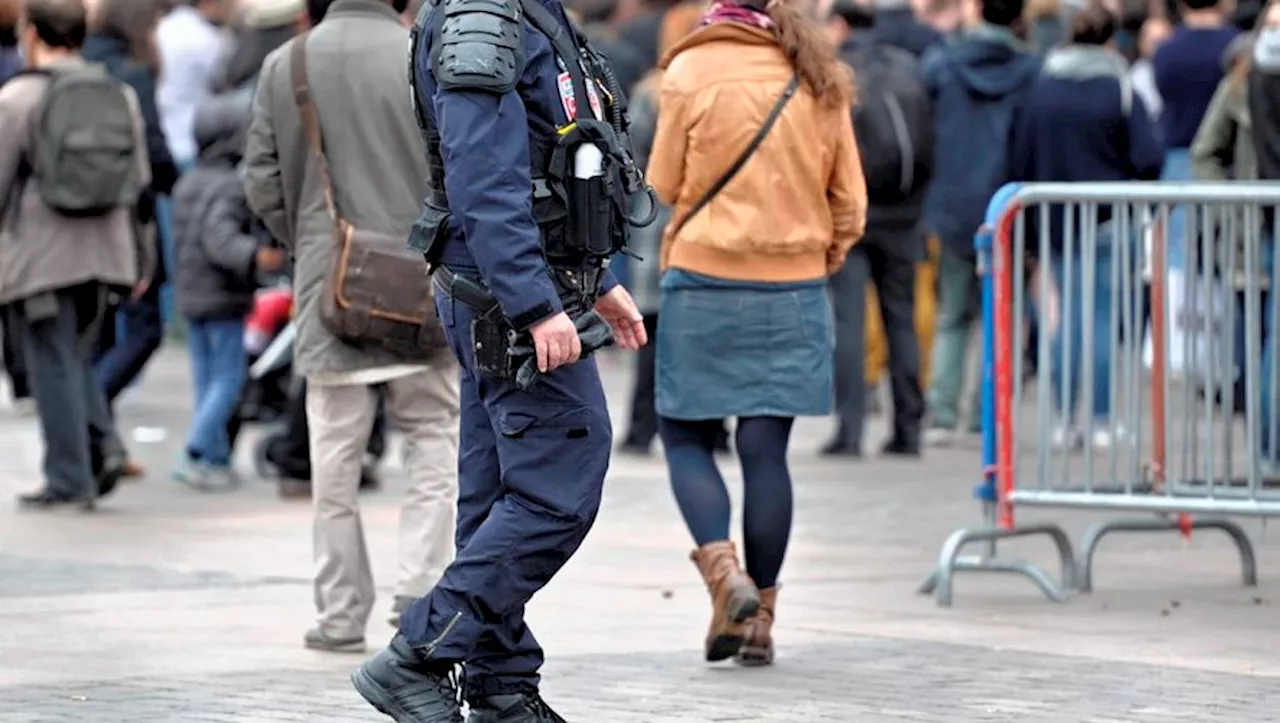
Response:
[350,0,650,717]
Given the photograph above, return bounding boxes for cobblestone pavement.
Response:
[1,347,1279,722]
[3,638,1278,722]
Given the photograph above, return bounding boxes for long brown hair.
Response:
[0,0,19,40]
[765,0,854,109]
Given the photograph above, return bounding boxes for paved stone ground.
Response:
[1,347,1279,722]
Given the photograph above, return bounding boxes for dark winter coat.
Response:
[82,32,181,286]
[82,33,180,196]
[839,34,933,242]
[172,96,261,320]
[921,25,1040,256]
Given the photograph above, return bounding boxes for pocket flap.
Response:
[498,410,538,437]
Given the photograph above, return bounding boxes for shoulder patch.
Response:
[433,0,524,94]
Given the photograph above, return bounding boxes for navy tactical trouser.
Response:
[399,291,612,699]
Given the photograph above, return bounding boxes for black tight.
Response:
[658,415,795,588]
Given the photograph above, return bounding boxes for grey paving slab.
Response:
[0,555,300,598]
[0,639,1275,722]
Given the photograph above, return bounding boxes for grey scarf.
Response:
[1043,44,1133,115]
[1043,44,1128,80]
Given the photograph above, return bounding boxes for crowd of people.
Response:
[2,0,1280,716]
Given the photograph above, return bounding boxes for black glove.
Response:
[511,310,616,389]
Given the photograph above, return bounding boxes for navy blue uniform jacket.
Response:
[414,0,617,330]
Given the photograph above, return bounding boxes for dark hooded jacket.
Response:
[921,25,1041,255]
[82,31,181,286]
[172,95,262,320]
[82,32,180,196]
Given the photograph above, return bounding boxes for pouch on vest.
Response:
[550,118,630,264]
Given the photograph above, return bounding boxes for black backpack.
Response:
[847,44,933,206]
[20,64,140,217]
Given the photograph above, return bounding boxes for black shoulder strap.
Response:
[671,76,799,238]
[518,0,593,122]
[409,0,435,134]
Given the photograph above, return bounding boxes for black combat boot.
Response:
[351,634,463,723]
[467,693,569,722]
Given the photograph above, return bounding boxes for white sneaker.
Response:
[1050,425,1078,450]
[924,427,956,447]
[1089,424,1127,450]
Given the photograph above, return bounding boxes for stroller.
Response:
[226,286,294,453]
[237,291,388,493]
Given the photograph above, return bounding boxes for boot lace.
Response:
[451,665,464,708]
[523,693,569,723]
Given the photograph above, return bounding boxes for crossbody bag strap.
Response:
[671,75,799,238]
[288,33,341,227]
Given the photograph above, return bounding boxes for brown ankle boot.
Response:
[736,586,777,666]
[690,541,760,662]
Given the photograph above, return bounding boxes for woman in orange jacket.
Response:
[648,0,866,667]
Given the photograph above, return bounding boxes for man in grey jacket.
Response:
[0,0,152,511]
[244,0,460,653]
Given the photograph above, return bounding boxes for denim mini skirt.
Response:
[655,269,834,421]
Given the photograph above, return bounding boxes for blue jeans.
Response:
[1162,149,1191,271]
[95,279,164,404]
[1049,240,1115,423]
[185,317,246,466]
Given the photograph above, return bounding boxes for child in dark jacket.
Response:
[1008,4,1164,450]
[171,94,285,489]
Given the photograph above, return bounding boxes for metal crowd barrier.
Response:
[920,182,1280,607]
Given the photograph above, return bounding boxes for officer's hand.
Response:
[529,312,582,373]
[594,286,647,350]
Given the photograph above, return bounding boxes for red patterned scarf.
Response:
[699,1,774,29]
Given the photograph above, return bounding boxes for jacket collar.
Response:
[659,22,774,69]
[323,0,402,22]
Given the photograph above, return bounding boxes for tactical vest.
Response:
[408,0,655,285]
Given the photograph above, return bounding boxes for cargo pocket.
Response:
[493,403,607,524]
[497,406,592,441]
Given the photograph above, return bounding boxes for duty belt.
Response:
[431,266,499,317]
[433,265,605,316]
[432,265,616,389]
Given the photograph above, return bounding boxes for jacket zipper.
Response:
[883,95,914,197]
